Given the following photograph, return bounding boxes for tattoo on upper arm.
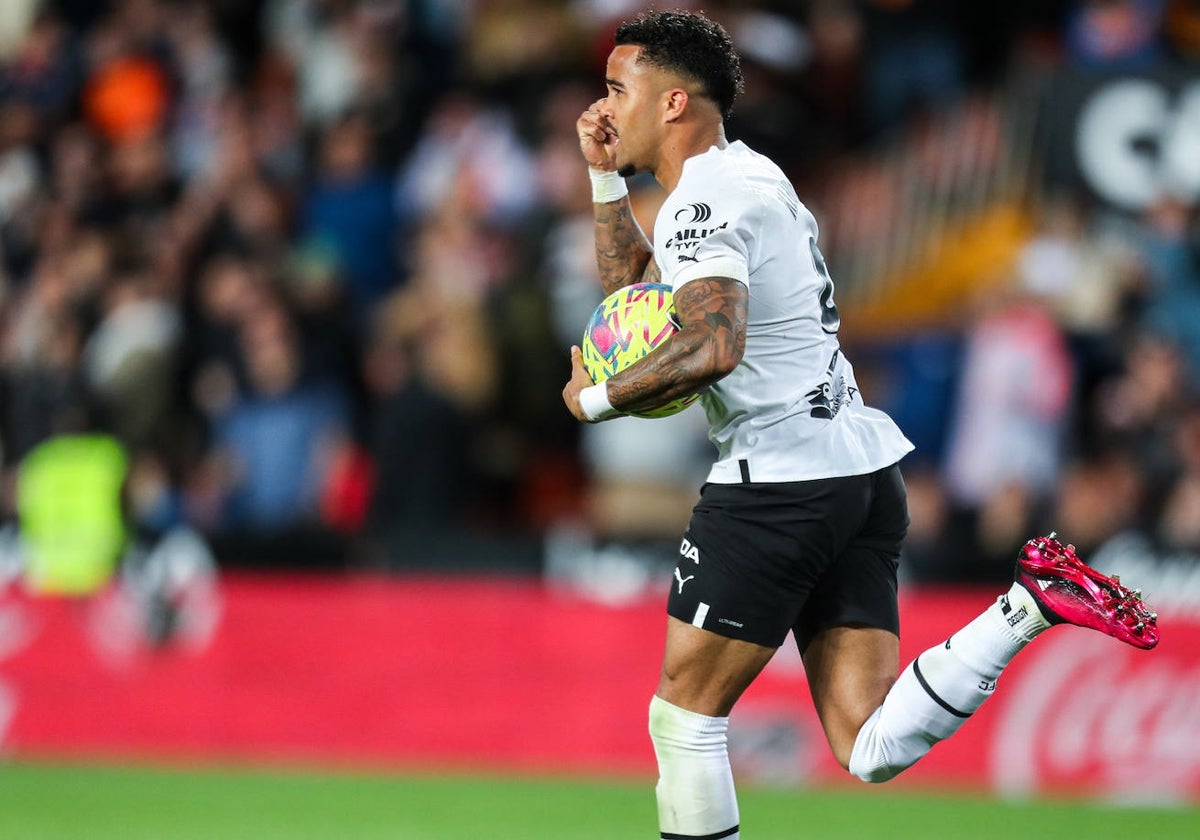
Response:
[672,277,747,363]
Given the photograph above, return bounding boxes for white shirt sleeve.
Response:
[673,254,749,288]
[659,161,758,290]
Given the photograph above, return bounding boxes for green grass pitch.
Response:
[0,761,1196,839]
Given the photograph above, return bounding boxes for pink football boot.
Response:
[1016,533,1159,650]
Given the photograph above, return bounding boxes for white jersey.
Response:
[653,141,913,483]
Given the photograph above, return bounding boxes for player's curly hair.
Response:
[615,10,744,120]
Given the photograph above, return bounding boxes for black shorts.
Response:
[667,463,908,651]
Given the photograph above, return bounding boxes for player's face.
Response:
[600,45,669,178]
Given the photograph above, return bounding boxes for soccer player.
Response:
[560,10,1159,840]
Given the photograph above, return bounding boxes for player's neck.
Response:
[655,123,728,193]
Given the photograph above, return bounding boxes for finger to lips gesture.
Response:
[577,99,618,170]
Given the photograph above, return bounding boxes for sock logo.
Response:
[1005,604,1029,627]
[1000,594,1012,615]
[978,679,997,692]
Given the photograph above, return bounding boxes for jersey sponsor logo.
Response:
[663,222,729,251]
[673,567,695,594]
[679,537,700,564]
[673,202,712,223]
[806,382,837,419]
[805,349,857,420]
[806,379,858,419]
[663,218,730,266]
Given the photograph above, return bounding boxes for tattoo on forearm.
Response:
[607,277,747,412]
[641,260,661,285]
[595,198,654,296]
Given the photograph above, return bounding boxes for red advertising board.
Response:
[0,575,1196,801]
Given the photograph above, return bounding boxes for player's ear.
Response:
[662,88,689,122]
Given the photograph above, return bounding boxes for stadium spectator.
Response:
[83,268,182,447]
[262,0,362,127]
[1165,0,1200,59]
[300,112,398,319]
[1090,332,1190,498]
[0,7,78,125]
[356,298,473,564]
[1063,0,1167,70]
[1138,197,1200,385]
[859,0,966,139]
[197,294,351,541]
[0,252,91,471]
[940,258,1076,579]
[1158,402,1200,550]
[394,93,540,237]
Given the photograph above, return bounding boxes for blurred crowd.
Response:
[0,0,1197,587]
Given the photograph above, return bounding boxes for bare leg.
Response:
[656,615,778,713]
[800,625,899,768]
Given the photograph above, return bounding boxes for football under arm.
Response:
[603,275,747,415]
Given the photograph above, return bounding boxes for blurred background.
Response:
[0,0,1198,816]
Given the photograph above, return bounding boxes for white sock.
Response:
[848,583,1050,783]
[649,695,740,839]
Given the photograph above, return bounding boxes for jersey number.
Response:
[809,238,840,334]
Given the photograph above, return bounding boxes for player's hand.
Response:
[577,99,619,172]
[563,345,600,422]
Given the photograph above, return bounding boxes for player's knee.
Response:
[847,734,899,783]
[648,694,683,748]
[848,760,898,784]
[820,703,885,775]
[829,742,854,774]
[845,708,901,784]
[649,694,724,755]
[837,744,903,782]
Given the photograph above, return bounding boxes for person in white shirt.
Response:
[560,11,1159,840]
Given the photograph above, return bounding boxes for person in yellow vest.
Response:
[17,433,129,596]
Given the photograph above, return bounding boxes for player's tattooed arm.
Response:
[594,198,655,296]
[640,258,661,285]
[605,276,747,413]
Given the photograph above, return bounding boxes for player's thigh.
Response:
[657,615,777,717]
[802,624,899,763]
[792,465,907,760]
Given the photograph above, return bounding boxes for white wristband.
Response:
[579,382,619,421]
[589,167,628,203]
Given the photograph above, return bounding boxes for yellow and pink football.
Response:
[580,282,700,419]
